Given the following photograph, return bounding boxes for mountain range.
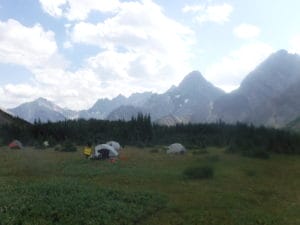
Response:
[6,49,300,128]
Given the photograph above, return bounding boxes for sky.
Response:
[0,0,300,110]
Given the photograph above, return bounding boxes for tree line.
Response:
[0,114,300,154]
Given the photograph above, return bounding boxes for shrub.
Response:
[244,169,257,177]
[206,155,220,162]
[183,165,214,179]
[242,148,270,159]
[150,148,159,153]
[54,145,61,151]
[54,141,77,152]
[192,149,208,155]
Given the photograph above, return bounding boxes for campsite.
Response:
[1,117,300,224]
[0,140,300,224]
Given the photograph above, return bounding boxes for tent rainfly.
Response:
[8,140,23,149]
[94,144,119,159]
[106,141,121,152]
[167,143,186,154]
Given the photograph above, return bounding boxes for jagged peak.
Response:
[261,49,300,66]
[181,71,205,83]
[115,94,126,99]
[34,97,52,104]
[178,70,221,92]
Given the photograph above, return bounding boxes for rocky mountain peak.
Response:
[178,71,207,89]
[240,49,300,94]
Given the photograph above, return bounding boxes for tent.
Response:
[167,143,186,154]
[106,141,121,152]
[94,144,119,159]
[8,140,23,149]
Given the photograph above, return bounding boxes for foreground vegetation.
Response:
[0,146,299,225]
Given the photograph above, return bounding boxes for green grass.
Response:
[0,146,300,225]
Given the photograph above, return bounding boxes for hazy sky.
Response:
[0,0,300,110]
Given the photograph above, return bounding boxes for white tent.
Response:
[94,144,119,158]
[106,141,121,151]
[167,143,186,154]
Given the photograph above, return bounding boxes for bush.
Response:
[183,165,214,179]
[54,145,61,151]
[150,148,159,153]
[242,148,270,159]
[206,155,220,162]
[55,141,77,152]
[192,149,208,155]
[244,169,257,177]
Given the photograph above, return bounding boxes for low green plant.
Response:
[0,181,167,225]
[183,165,214,179]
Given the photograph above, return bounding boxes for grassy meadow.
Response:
[0,146,300,225]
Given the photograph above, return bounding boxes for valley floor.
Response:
[0,146,300,225]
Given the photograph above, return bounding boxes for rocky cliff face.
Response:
[142,71,225,122]
[80,92,152,120]
[212,50,300,127]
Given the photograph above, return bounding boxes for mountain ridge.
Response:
[6,50,300,128]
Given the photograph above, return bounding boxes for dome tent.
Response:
[8,140,23,149]
[106,141,121,152]
[94,144,118,159]
[167,143,186,154]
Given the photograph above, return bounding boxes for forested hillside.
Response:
[1,114,299,155]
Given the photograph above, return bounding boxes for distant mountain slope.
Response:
[106,71,225,123]
[212,50,300,126]
[142,71,225,122]
[154,114,189,126]
[80,92,152,119]
[266,79,300,127]
[106,105,146,121]
[9,98,78,123]
[286,116,300,132]
[0,108,30,126]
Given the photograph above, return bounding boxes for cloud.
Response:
[289,34,300,54]
[71,0,194,92]
[63,41,72,49]
[39,0,121,21]
[0,84,39,109]
[0,1,195,110]
[183,3,233,24]
[205,42,274,92]
[182,5,205,13]
[0,19,102,110]
[39,0,67,18]
[0,19,61,69]
[233,24,261,39]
